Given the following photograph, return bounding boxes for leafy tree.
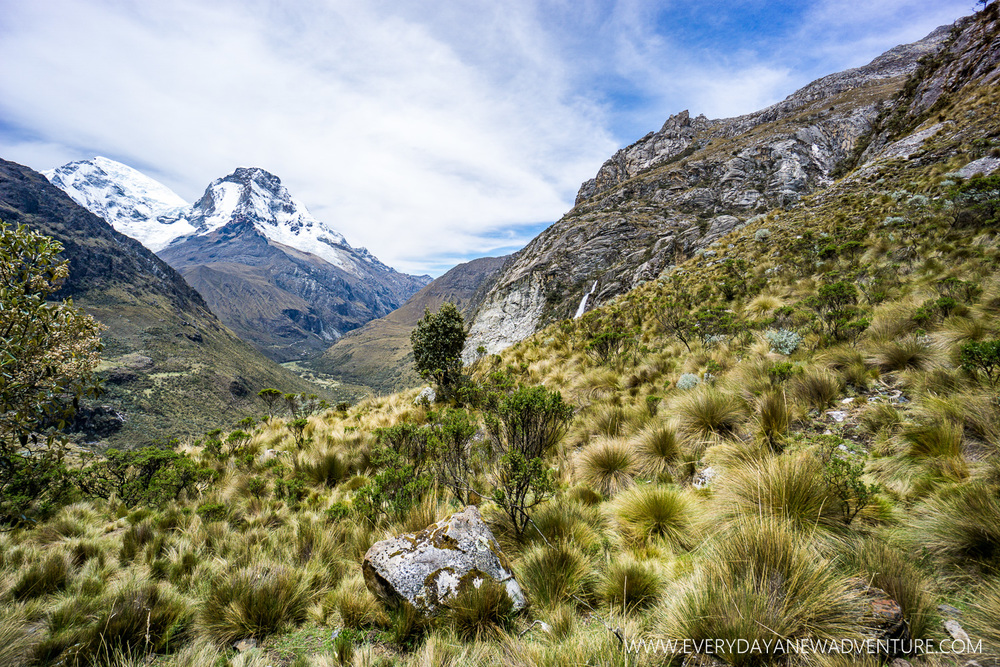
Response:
[410,303,466,399]
[76,446,213,508]
[816,436,879,525]
[0,223,103,525]
[960,339,1000,387]
[258,388,283,417]
[483,385,573,537]
[657,299,696,351]
[805,281,865,341]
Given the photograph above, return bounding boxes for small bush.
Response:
[676,373,700,390]
[577,438,637,497]
[765,329,803,355]
[200,563,311,644]
[960,339,1000,386]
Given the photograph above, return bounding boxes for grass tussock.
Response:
[516,542,597,609]
[598,554,662,613]
[673,386,745,441]
[199,563,311,645]
[613,484,700,550]
[444,579,515,642]
[576,438,637,497]
[908,482,1000,576]
[655,518,862,667]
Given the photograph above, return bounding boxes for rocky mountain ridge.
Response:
[463,20,964,360]
[45,159,431,361]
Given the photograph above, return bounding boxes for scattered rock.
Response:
[826,410,848,423]
[692,466,717,489]
[957,156,1000,178]
[890,659,913,667]
[363,506,526,615]
[938,603,962,617]
[841,397,855,405]
[233,638,257,652]
[850,579,910,656]
[414,386,436,405]
[945,619,972,646]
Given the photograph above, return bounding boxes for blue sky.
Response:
[0,0,978,276]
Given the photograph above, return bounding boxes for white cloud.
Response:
[0,0,978,275]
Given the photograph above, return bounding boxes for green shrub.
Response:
[411,303,466,398]
[484,385,573,537]
[816,435,878,525]
[960,339,1000,386]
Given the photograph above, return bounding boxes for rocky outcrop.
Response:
[464,22,962,357]
[362,506,526,615]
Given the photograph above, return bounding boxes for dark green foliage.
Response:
[656,299,696,351]
[585,326,636,366]
[77,447,213,508]
[357,423,433,522]
[950,173,1000,228]
[816,435,878,524]
[289,418,310,449]
[484,385,573,537]
[196,502,228,523]
[0,222,103,525]
[258,388,283,416]
[692,305,740,345]
[805,281,865,340]
[960,339,1000,386]
[410,302,466,398]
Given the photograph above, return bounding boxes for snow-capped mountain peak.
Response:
[177,167,352,268]
[43,157,193,250]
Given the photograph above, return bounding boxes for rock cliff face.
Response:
[464,23,955,358]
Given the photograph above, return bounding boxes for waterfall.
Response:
[574,281,598,319]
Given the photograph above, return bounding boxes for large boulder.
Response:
[362,506,526,615]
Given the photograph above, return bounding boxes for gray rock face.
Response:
[463,25,955,357]
[362,506,526,615]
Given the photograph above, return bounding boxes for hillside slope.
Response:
[464,21,956,358]
[310,255,509,394]
[0,158,344,447]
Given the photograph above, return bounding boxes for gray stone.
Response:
[363,506,526,615]
[945,619,972,645]
[414,386,436,405]
[827,410,848,423]
[958,157,1000,178]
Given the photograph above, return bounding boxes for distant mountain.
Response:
[45,160,431,361]
[0,158,343,447]
[309,255,510,394]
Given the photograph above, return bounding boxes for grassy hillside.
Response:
[3,6,1000,667]
[311,255,508,395]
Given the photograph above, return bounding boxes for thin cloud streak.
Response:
[0,0,978,275]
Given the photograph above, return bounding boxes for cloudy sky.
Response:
[0,0,977,276]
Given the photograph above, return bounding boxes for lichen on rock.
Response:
[362,505,526,615]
